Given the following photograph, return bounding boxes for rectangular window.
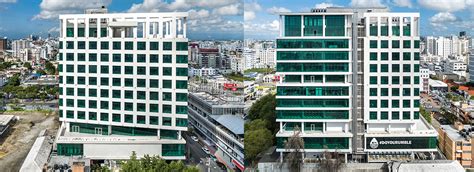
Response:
[163,67,172,76]
[66,41,74,49]
[370,52,377,61]
[100,101,109,110]
[392,52,400,60]
[89,53,97,61]
[113,41,121,50]
[163,55,172,63]
[137,42,146,50]
[125,54,133,62]
[381,100,388,108]
[125,91,133,99]
[112,78,121,86]
[381,53,388,61]
[150,42,159,50]
[403,76,411,84]
[176,42,188,51]
[403,100,411,108]
[112,66,121,74]
[403,52,411,61]
[381,112,389,120]
[392,64,400,73]
[137,91,146,100]
[176,68,187,76]
[370,40,377,48]
[112,90,121,98]
[392,88,400,96]
[403,64,411,72]
[285,15,301,36]
[150,54,159,63]
[137,54,146,63]
[177,55,187,63]
[125,78,133,87]
[381,40,388,48]
[89,100,97,108]
[392,40,400,48]
[125,66,134,75]
[370,88,377,96]
[176,80,187,89]
[304,15,323,36]
[89,77,97,85]
[125,41,133,50]
[370,76,377,85]
[137,103,146,112]
[112,114,121,122]
[163,105,172,114]
[100,89,109,97]
[150,67,159,75]
[370,112,377,120]
[78,53,85,61]
[325,15,345,36]
[370,100,377,108]
[137,67,146,75]
[381,76,388,85]
[163,42,172,50]
[125,103,134,111]
[163,80,172,88]
[403,40,411,48]
[100,113,109,121]
[137,79,146,87]
[101,41,109,50]
[381,64,388,72]
[150,79,159,88]
[89,88,97,97]
[392,100,400,108]
[370,64,377,72]
[150,92,159,100]
[101,65,109,74]
[78,41,85,49]
[112,102,121,110]
[113,54,121,62]
[381,88,388,96]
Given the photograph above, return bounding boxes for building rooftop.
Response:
[210,115,244,135]
[191,91,244,106]
[440,124,474,142]
[0,115,15,126]
[429,79,448,87]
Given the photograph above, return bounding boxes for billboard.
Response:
[366,137,437,150]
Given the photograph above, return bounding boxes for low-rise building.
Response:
[0,115,16,139]
[438,122,474,168]
[429,79,449,92]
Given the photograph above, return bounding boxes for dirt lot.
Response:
[0,111,59,172]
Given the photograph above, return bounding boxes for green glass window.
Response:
[392,26,400,36]
[100,28,107,37]
[414,100,420,108]
[137,91,146,100]
[125,54,133,62]
[89,41,97,50]
[137,42,146,50]
[125,103,133,111]
[392,52,400,60]
[150,104,159,112]
[163,80,172,88]
[176,118,188,127]
[370,40,377,48]
[100,89,109,97]
[125,78,133,87]
[325,15,345,36]
[112,90,121,98]
[392,40,400,48]
[414,40,420,48]
[66,110,74,118]
[78,41,85,49]
[381,112,389,120]
[113,78,121,86]
[392,112,400,120]
[163,105,172,114]
[370,112,377,120]
[381,64,388,72]
[112,54,121,62]
[137,54,146,63]
[137,103,146,112]
[285,15,301,36]
[150,67,159,75]
[163,117,172,126]
[381,40,388,48]
[392,88,400,96]
[66,76,74,84]
[176,106,187,114]
[112,114,121,122]
[150,116,159,125]
[414,76,420,84]
[66,41,74,49]
[370,88,377,96]
[304,15,323,36]
[77,77,85,84]
[137,67,146,75]
[100,65,109,74]
[392,76,400,85]
[125,114,133,123]
[381,100,388,108]
[100,101,109,110]
[381,76,388,84]
[66,53,74,61]
[370,25,377,36]
[112,66,121,74]
[89,100,97,108]
[137,79,146,87]
[163,55,172,63]
[163,42,172,50]
[78,53,85,61]
[113,41,121,50]
[100,113,109,121]
[176,93,187,102]
[414,111,420,119]
[370,76,377,85]
[277,63,349,72]
[278,51,349,60]
[77,88,85,96]
[381,88,388,96]
[100,54,109,62]
[403,40,411,48]
[176,42,188,51]
[403,64,411,72]
[89,77,97,86]
[381,53,388,61]
[66,88,74,96]
[403,88,411,96]
[125,66,133,75]
[392,64,400,72]
[124,91,133,99]
[414,64,420,72]
[89,28,97,37]
[370,52,377,61]
[277,99,349,108]
[277,39,349,49]
[66,27,74,37]
[381,26,388,36]
[112,102,121,110]
[414,53,420,60]
[403,25,410,36]
[150,42,159,50]
[100,41,109,50]
[392,100,399,108]
[89,112,97,120]
[163,67,172,76]
[89,53,97,61]
[125,41,133,50]
[370,100,377,108]
[150,92,159,100]
[163,92,172,101]
[77,28,85,37]
[137,116,146,124]
[403,100,411,108]
[150,55,159,63]
[66,65,74,72]
[414,88,420,96]
[177,68,187,76]
[370,64,377,72]
[150,79,159,88]
[89,88,97,97]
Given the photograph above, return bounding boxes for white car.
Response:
[191,136,198,142]
[202,147,210,155]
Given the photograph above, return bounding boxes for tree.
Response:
[121,151,141,172]
[120,151,199,172]
[451,85,459,92]
[248,94,276,132]
[319,150,345,172]
[45,61,56,75]
[284,126,304,172]
[244,119,273,164]
[23,62,32,70]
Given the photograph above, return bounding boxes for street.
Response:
[183,132,225,172]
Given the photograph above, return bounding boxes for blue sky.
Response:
[244,0,474,39]
[0,0,243,40]
[0,0,473,40]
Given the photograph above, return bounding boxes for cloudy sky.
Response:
[0,0,473,40]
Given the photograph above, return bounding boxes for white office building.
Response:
[57,9,189,160]
[276,7,437,163]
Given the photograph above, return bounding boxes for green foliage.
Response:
[120,151,199,172]
[450,85,459,92]
[244,68,274,74]
[36,69,47,75]
[225,72,255,82]
[23,62,32,70]
[45,61,56,75]
[419,106,431,124]
[446,92,463,102]
[245,94,277,166]
[245,120,273,164]
[0,62,13,71]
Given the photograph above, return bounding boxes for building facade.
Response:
[57,10,189,160]
[275,7,437,162]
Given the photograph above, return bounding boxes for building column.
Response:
[280,152,283,163]
[323,122,326,133]
[279,122,283,133]
[97,18,101,37]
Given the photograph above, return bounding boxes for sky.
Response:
[0,0,474,40]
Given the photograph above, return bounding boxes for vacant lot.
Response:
[0,111,59,172]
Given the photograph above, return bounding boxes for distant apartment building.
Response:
[57,9,189,160]
[189,67,217,77]
[0,38,7,51]
[188,87,245,171]
[276,7,437,162]
[444,60,467,79]
[12,39,31,57]
[198,48,220,68]
[438,123,474,168]
[469,50,474,81]
[255,48,276,68]
[420,67,429,92]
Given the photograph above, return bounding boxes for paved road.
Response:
[183,132,224,172]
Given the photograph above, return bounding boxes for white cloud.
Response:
[392,0,412,8]
[244,1,261,12]
[188,9,210,19]
[244,11,256,21]
[417,0,469,12]
[213,3,241,16]
[244,19,280,38]
[34,0,112,20]
[48,26,60,33]
[429,12,460,30]
[315,3,341,9]
[350,0,385,7]
[127,0,241,13]
[266,6,291,15]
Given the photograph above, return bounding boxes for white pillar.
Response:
[97,18,101,37]
[183,17,187,38]
[85,18,89,38]
[159,18,163,38]
[73,18,78,37]
[61,19,67,38]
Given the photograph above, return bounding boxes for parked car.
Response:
[202,147,210,155]
[191,136,198,142]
